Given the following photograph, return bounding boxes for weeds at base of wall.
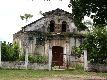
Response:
[69,63,84,70]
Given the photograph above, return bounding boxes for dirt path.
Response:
[38,75,107,80]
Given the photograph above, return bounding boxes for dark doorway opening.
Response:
[52,46,63,66]
[62,21,67,32]
[50,20,55,32]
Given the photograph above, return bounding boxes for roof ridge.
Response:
[43,8,72,16]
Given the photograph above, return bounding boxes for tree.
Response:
[83,27,107,64]
[11,42,20,61]
[1,42,20,61]
[30,0,107,30]
[20,14,33,22]
[1,41,10,61]
[69,0,107,30]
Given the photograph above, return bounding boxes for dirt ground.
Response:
[38,75,107,80]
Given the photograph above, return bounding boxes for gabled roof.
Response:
[22,17,45,30]
[22,8,73,30]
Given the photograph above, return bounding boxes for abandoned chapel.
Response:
[13,8,84,66]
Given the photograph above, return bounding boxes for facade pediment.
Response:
[21,8,77,33]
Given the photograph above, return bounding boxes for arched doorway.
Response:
[52,46,63,66]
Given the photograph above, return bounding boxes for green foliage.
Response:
[20,13,33,22]
[12,42,20,61]
[74,63,83,70]
[15,53,48,63]
[72,46,83,58]
[26,31,46,46]
[18,54,25,61]
[1,41,10,61]
[69,0,107,30]
[83,27,107,64]
[28,54,48,63]
[36,33,45,45]
[1,42,20,61]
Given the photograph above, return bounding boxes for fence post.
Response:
[83,49,88,71]
[0,41,1,67]
[48,48,52,71]
[48,41,52,71]
[25,48,28,69]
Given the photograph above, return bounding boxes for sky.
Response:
[0,0,91,43]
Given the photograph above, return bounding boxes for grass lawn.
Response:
[0,69,107,80]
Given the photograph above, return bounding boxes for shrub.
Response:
[18,54,25,61]
[72,46,83,58]
[83,27,107,64]
[28,55,35,63]
[1,41,20,61]
[28,54,48,63]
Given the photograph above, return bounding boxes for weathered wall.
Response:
[69,37,81,52]
[13,9,82,56]
[24,15,77,33]
[34,45,45,55]
[24,17,48,32]
[1,61,48,70]
[88,63,107,72]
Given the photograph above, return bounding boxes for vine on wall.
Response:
[27,31,85,46]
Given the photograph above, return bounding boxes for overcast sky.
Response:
[0,0,91,43]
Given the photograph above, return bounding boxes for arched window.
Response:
[50,20,55,32]
[62,21,67,32]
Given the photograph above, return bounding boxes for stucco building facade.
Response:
[13,8,84,66]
